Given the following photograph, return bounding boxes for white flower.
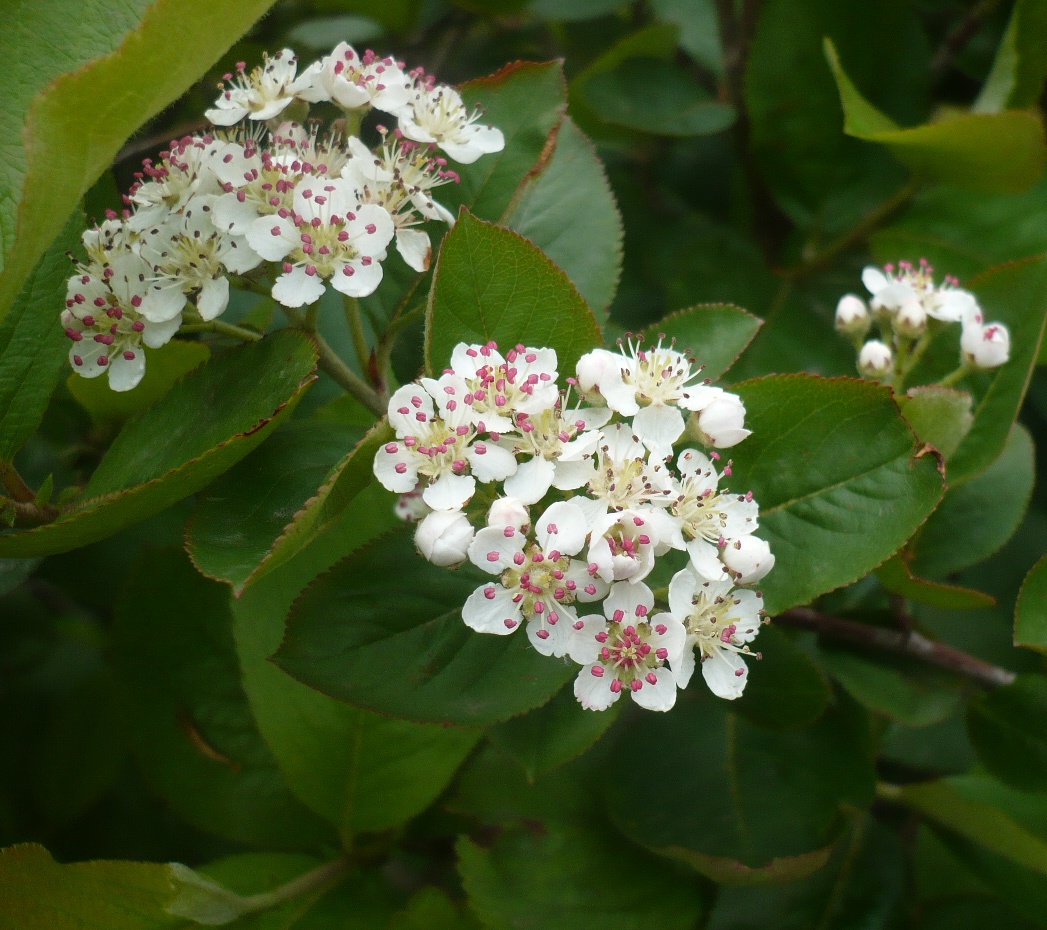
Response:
[126,135,227,230]
[245,179,395,306]
[668,448,759,579]
[398,83,505,165]
[587,508,676,585]
[575,340,725,460]
[721,535,775,585]
[690,391,750,449]
[569,582,686,712]
[862,261,981,324]
[665,568,764,700]
[834,294,870,337]
[415,510,474,566]
[961,321,1010,369]
[462,501,606,656]
[858,339,893,378]
[63,253,180,391]
[373,375,517,510]
[205,50,311,127]
[297,44,411,116]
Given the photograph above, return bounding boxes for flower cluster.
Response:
[835,259,1009,384]
[374,339,774,711]
[61,44,504,391]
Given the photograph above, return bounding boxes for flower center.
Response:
[500,543,575,620]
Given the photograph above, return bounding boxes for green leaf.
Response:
[825,38,1047,193]
[68,340,210,428]
[580,58,736,137]
[706,818,906,930]
[457,826,706,930]
[819,645,960,726]
[425,211,602,375]
[0,331,317,557]
[1015,555,1047,655]
[111,548,335,849]
[441,62,568,222]
[274,528,575,726]
[0,0,278,320]
[968,676,1047,792]
[487,685,623,783]
[898,385,973,461]
[391,887,481,930]
[502,117,623,317]
[232,502,482,840]
[729,375,945,615]
[649,0,723,74]
[908,424,1034,579]
[974,0,1047,113]
[603,693,875,884]
[876,554,995,610]
[642,304,763,382]
[892,777,1047,875]
[948,259,1047,483]
[733,626,832,729]
[0,843,250,929]
[0,212,83,462]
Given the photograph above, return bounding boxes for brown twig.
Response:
[776,606,1016,689]
[931,0,1005,77]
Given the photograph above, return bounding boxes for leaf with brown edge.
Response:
[0,331,317,557]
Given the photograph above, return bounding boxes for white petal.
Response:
[197,276,229,321]
[567,615,606,664]
[273,266,326,308]
[686,538,729,580]
[68,341,106,378]
[503,456,555,504]
[535,501,588,555]
[139,282,187,323]
[107,351,146,392]
[387,384,435,435]
[603,581,654,623]
[673,639,697,688]
[462,584,522,635]
[466,442,517,483]
[632,404,684,460]
[526,606,575,657]
[862,266,889,295]
[702,648,749,699]
[331,259,383,298]
[395,227,432,273]
[574,666,619,711]
[246,216,295,262]
[631,667,678,711]
[422,472,476,511]
[373,445,420,493]
[467,524,526,573]
[212,195,262,236]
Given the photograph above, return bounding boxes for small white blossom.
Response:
[961,321,1010,369]
[398,82,505,165]
[862,260,980,325]
[297,44,410,115]
[587,508,676,585]
[206,50,311,127]
[126,136,228,231]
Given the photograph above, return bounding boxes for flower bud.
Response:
[574,349,615,404]
[415,510,475,566]
[961,321,1010,369]
[395,481,431,522]
[694,393,750,449]
[487,496,529,530]
[834,294,870,337]
[858,340,893,379]
[894,298,927,338]
[722,535,775,585]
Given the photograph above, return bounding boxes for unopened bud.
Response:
[415,510,475,566]
[858,340,893,379]
[895,298,927,338]
[835,294,870,337]
[722,536,775,585]
[693,393,750,449]
[961,321,1010,369]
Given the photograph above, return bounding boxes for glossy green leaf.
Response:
[732,626,831,729]
[603,693,875,884]
[974,0,1047,113]
[968,675,1047,792]
[502,117,623,317]
[457,826,706,930]
[729,375,945,615]
[441,61,568,222]
[0,0,279,320]
[111,548,334,849]
[948,259,1047,482]
[0,213,83,462]
[706,818,906,930]
[487,684,622,783]
[68,340,210,428]
[1015,555,1047,655]
[425,211,602,375]
[0,843,253,928]
[909,424,1034,579]
[642,304,763,383]
[649,0,724,73]
[825,39,1047,193]
[275,528,575,726]
[898,385,973,461]
[820,645,960,726]
[232,501,482,839]
[877,554,995,610]
[580,58,735,137]
[0,331,317,557]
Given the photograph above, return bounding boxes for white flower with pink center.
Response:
[398,83,505,165]
[126,135,228,231]
[862,260,981,325]
[373,376,517,511]
[245,179,395,307]
[668,448,759,579]
[297,44,411,116]
[587,508,675,585]
[569,582,686,712]
[666,568,764,700]
[63,254,180,391]
[461,501,607,657]
[576,339,727,460]
[448,342,560,433]
[205,50,311,127]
